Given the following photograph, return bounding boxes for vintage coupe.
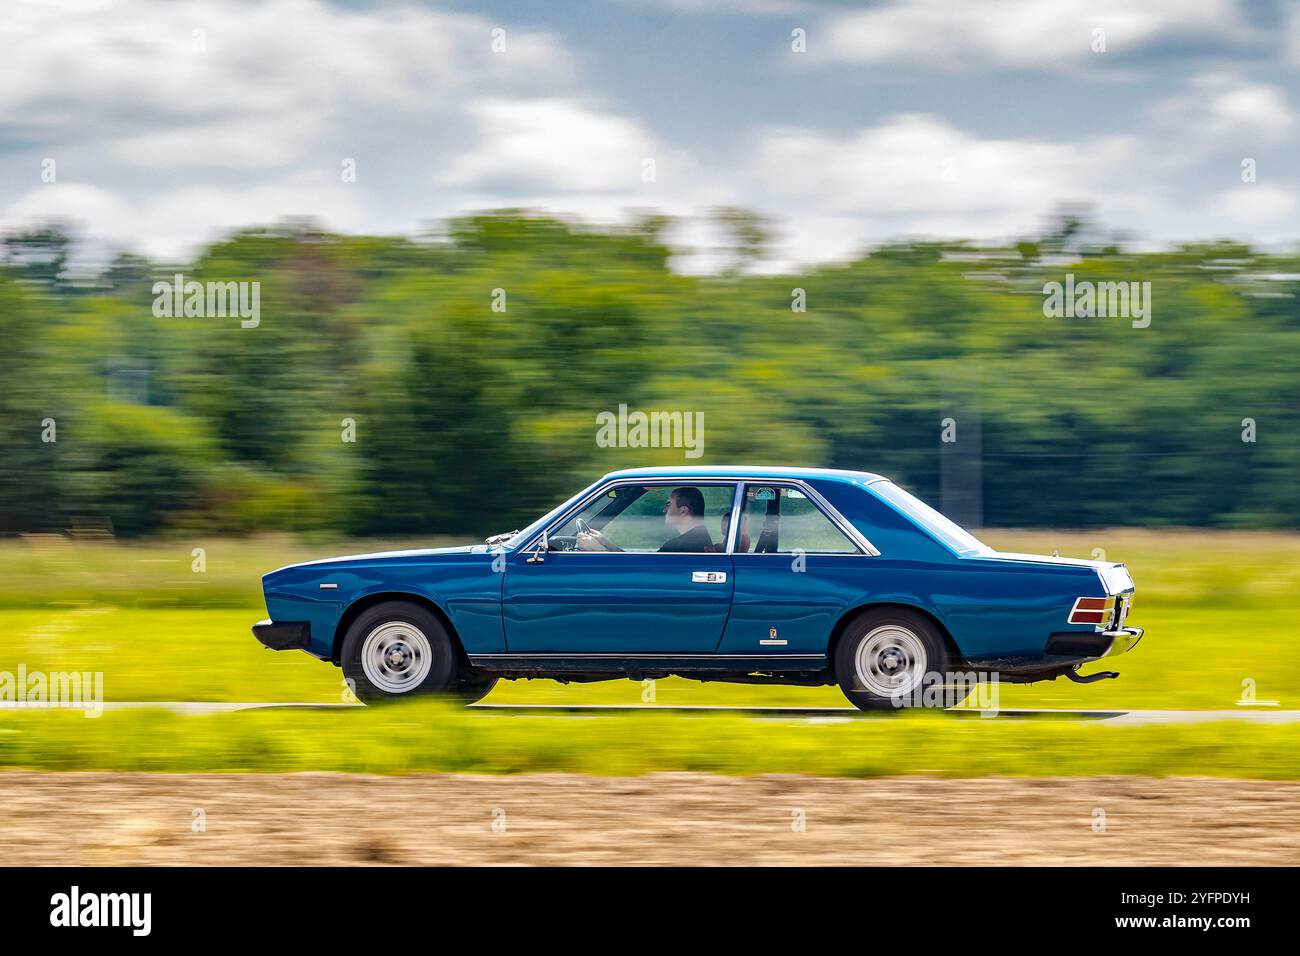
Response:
[253,466,1142,708]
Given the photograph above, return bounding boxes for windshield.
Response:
[498,483,598,549]
[868,480,989,555]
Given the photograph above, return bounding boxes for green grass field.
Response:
[0,529,1295,710]
[2,701,1298,779]
[0,530,1296,777]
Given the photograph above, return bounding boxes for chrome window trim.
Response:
[517,476,880,557]
[734,480,877,556]
[724,482,744,554]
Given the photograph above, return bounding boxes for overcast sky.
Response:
[3,0,1299,270]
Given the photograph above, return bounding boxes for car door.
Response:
[717,482,868,655]
[503,482,738,654]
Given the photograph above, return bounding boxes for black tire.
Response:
[835,607,949,711]
[453,670,499,705]
[341,601,458,703]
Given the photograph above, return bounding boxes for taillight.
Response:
[1068,596,1116,626]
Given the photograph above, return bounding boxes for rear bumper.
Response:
[1101,625,1144,657]
[252,619,311,651]
[1046,626,1143,660]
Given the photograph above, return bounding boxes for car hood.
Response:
[267,544,487,576]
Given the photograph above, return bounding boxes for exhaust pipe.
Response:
[1064,668,1119,684]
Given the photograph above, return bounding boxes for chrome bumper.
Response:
[1101,626,1143,658]
[1045,626,1144,661]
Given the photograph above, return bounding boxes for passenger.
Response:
[719,510,751,552]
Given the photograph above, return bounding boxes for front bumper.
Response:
[1046,626,1144,660]
[252,619,311,651]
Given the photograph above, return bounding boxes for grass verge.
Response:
[1,702,1298,778]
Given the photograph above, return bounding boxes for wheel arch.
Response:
[332,590,467,665]
[826,602,963,665]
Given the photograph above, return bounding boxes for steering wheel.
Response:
[572,517,614,551]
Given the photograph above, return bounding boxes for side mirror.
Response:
[526,533,547,564]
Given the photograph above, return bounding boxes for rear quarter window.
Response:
[868,481,989,555]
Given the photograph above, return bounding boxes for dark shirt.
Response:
[658,524,714,553]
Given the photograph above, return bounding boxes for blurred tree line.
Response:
[1,211,1297,538]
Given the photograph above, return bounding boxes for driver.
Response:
[577,486,714,552]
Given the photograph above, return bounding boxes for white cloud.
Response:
[753,114,1143,227]
[444,99,663,193]
[0,0,577,254]
[1155,73,1296,143]
[0,0,1295,270]
[730,113,1198,266]
[4,176,365,260]
[1213,184,1298,225]
[4,183,133,229]
[107,115,328,170]
[815,0,1247,69]
[0,0,570,168]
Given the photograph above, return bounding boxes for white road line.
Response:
[2,702,1297,723]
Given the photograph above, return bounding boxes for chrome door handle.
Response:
[691,571,727,583]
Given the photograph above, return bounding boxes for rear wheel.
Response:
[341,601,457,703]
[453,670,499,705]
[835,608,948,710]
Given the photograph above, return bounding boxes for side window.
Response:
[737,485,859,554]
[552,484,737,553]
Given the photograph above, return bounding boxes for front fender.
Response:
[264,556,506,658]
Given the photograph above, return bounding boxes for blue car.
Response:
[253,466,1142,708]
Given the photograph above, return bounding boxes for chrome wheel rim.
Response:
[854,625,927,697]
[361,621,433,694]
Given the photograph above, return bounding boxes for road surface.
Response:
[2,701,1297,725]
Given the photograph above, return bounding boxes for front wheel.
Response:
[341,601,458,703]
[835,608,948,711]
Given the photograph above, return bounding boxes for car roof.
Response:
[601,465,885,483]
